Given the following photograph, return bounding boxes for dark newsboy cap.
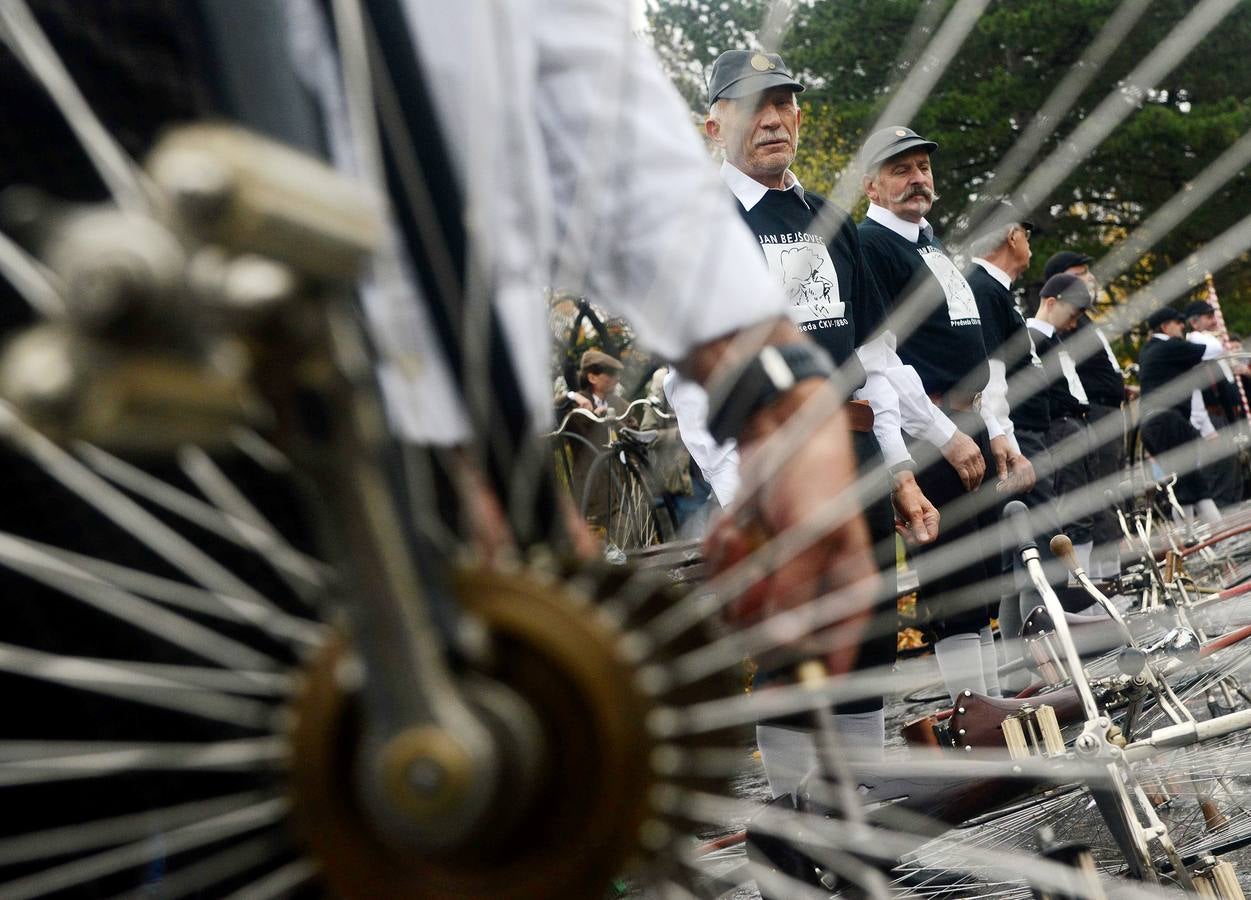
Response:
[1147,307,1185,330]
[1184,300,1216,319]
[707,50,804,105]
[1041,273,1093,310]
[860,125,938,170]
[1043,250,1094,281]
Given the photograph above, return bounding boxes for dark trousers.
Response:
[1085,402,1127,550]
[1140,409,1213,505]
[758,429,897,718]
[907,408,997,641]
[1201,411,1244,508]
[1008,427,1067,593]
[1048,415,1094,545]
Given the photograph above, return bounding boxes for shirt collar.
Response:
[720,160,806,212]
[1027,317,1056,338]
[865,203,933,243]
[1151,332,1170,342]
[972,257,1012,289]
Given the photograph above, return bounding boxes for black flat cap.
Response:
[1184,300,1215,319]
[1041,273,1093,309]
[1148,307,1185,330]
[1043,250,1093,281]
[861,126,938,170]
[707,50,804,106]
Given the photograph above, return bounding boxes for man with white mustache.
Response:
[858,127,1030,702]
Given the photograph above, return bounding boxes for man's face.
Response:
[1010,223,1033,271]
[1054,299,1081,333]
[1065,263,1099,302]
[706,87,801,182]
[1190,312,1217,332]
[1161,320,1185,339]
[864,149,937,223]
[587,369,619,396]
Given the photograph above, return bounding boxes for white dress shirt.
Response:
[971,257,1020,452]
[1184,331,1228,435]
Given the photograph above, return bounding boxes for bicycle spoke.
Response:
[0,533,283,671]
[104,834,291,900]
[0,798,289,900]
[0,790,276,867]
[0,642,276,728]
[176,445,329,596]
[4,535,313,639]
[0,738,287,787]
[219,856,319,900]
[79,442,327,598]
[0,409,320,648]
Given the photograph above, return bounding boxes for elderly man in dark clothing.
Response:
[669,51,942,796]
[966,214,1082,679]
[858,127,1033,702]
[1139,307,1224,525]
[1042,250,1128,580]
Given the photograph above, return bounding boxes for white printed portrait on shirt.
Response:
[918,247,980,324]
[759,241,845,329]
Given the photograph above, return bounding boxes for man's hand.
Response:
[704,379,879,677]
[571,393,593,411]
[892,469,939,544]
[989,434,1036,494]
[941,430,986,491]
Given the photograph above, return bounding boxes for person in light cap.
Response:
[1138,306,1224,525]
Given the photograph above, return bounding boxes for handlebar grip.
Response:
[1049,534,1079,574]
[1003,500,1037,553]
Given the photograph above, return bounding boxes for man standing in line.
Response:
[965,212,1071,684]
[1185,300,1244,509]
[858,128,1033,703]
[1139,307,1224,525]
[1042,251,1128,580]
[669,51,940,797]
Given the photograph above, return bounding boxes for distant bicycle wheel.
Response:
[580,448,674,555]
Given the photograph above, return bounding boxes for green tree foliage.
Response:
[646,0,1251,349]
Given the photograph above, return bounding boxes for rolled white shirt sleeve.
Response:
[875,332,957,447]
[664,371,740,506]
[1191,389,1217,438]
[854,335,910,467]
[983,358,1019,452]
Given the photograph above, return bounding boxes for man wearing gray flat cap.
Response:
[667,49,941,801]
[857,125,1033,703]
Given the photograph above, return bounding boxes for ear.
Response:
[705,114,723,147]
[862,172,879,204]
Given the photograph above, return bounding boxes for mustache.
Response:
[755,131,791,147]
[889,184,939,203]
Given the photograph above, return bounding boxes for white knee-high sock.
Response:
[757,710,886,798]
[756,724,815,799]
[832,709,885,763]
[934,632,987,704]
[979,625,1001,697]
[1198,498,1222,525]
